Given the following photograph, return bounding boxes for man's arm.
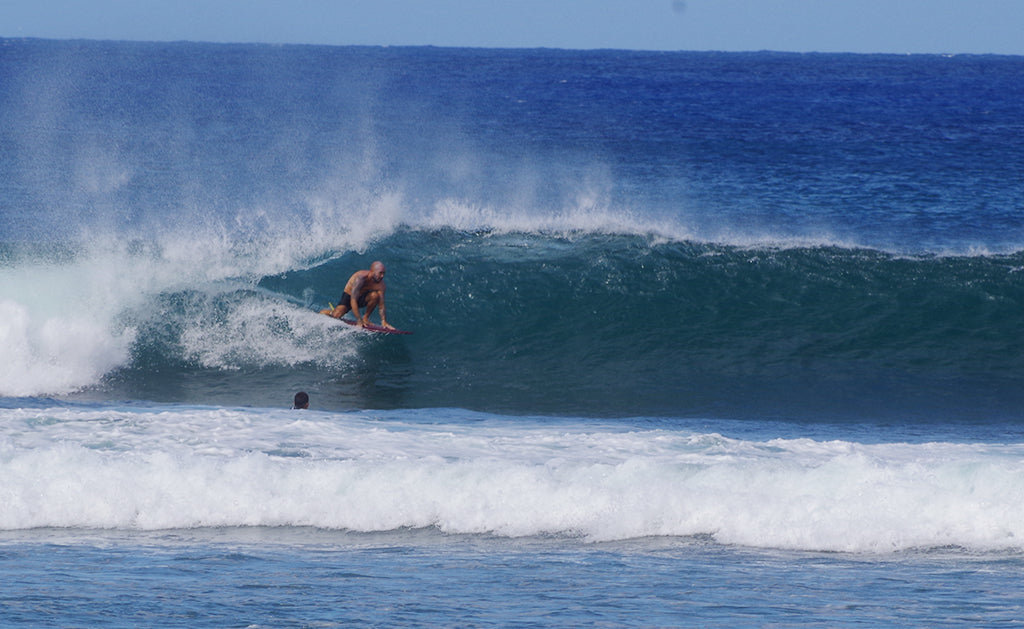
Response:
[378,287,393,329]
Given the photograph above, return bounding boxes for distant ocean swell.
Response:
[2,405,1023,553]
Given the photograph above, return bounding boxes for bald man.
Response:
[320,261,394,329]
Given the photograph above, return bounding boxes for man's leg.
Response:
[362,292,381,320]
[320,301,351,318]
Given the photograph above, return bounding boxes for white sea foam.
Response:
[2,405,1022,554]
[0,229,358,396]
[178,296,358,370]
[0,258,139,397]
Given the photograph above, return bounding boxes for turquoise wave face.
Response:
[72,229,1018,420]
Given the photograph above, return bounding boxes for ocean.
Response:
[2,38,1024,626]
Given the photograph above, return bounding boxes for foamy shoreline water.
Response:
[3,404,1022,554]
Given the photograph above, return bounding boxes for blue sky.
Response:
[1,0,1022,55]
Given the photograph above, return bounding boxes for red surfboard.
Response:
[340,319,413,335]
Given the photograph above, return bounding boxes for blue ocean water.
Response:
[2,39,1024,626]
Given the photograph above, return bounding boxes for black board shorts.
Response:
[341,292,369,308]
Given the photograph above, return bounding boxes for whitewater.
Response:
[4,403,1024,554]
[3,39,1024,626]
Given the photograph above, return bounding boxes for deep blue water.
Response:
[4,529,1023,628]
[2,39,1024,626]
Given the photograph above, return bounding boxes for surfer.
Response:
[293,391,309,409]
[320,261,394,329]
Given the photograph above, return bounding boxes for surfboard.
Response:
[340,318,413,335]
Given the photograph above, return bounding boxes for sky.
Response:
[0,0,1022,56]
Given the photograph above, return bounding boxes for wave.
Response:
[281,228,1024,419]
[2,405,1023,553]
[3,222,1024,419]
